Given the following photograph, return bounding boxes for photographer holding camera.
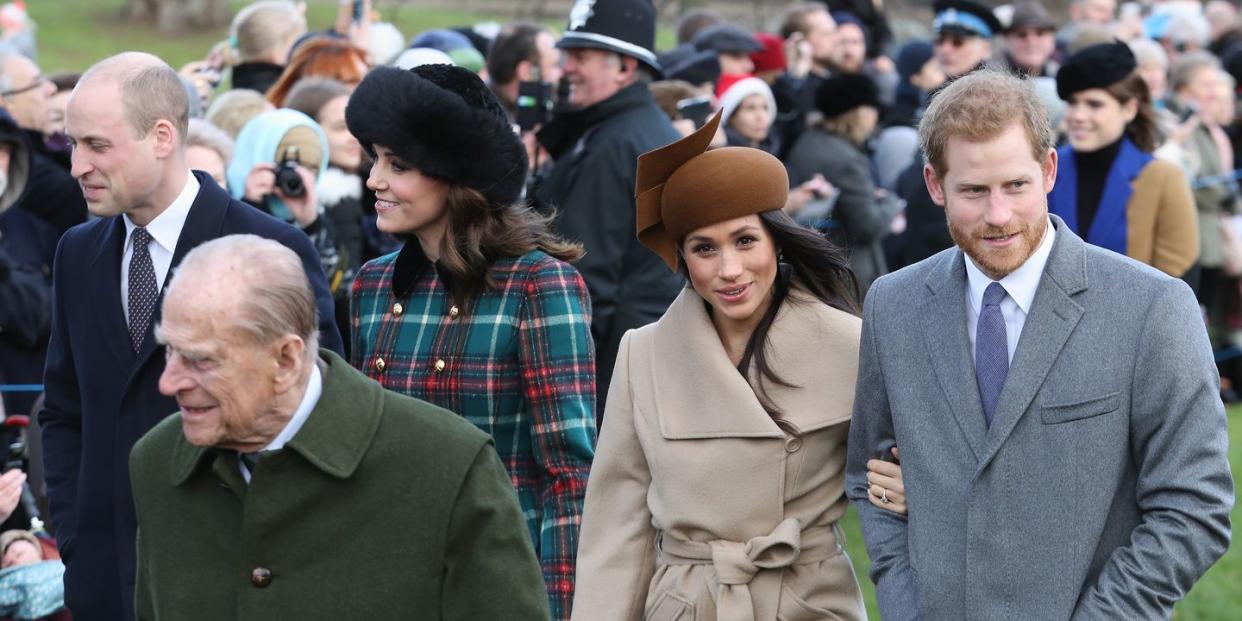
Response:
[226,108,342,286]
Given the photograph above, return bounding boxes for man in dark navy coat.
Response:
[39,52,342,621]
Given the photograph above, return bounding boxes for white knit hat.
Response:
[718,76,776,129]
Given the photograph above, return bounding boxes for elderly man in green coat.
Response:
[129,234,549,620]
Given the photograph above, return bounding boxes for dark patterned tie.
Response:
[128,227,157,352]
[975,282,1009,427]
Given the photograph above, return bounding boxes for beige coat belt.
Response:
[654,518,842,621]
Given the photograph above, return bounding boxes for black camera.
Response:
[274,146,306,198]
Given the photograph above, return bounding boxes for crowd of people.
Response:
[0,0,1235,619]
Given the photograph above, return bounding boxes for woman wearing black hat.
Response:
[572,112,864,620]
[786,73,903,297]
[344,64,596,621]
[1049,41,1198,277]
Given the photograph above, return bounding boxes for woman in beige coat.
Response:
[571,113,867,621]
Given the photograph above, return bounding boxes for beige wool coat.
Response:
[571,286,867,621]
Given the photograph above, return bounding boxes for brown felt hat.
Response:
[635,111,789,270]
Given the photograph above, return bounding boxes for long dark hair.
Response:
[1107,71,1163,153]
[681,209,860,416]
[435,186,584,307]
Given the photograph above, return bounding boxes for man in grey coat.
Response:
[846,70,1233,620]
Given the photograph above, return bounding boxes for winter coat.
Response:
[786,128,903,297]
[130,349,550,621]
[572,286,866,621]
[1048,137,1198,277]
[534,81,682,415]
[350,244,596,620]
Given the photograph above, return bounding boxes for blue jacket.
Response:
[39,172,342,621]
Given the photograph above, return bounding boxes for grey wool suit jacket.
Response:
[846,216,1233,620]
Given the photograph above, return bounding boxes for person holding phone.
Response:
[572,112,865,620]
[786,73,902,298]
[1048,41,1198,278]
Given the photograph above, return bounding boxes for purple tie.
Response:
[975,282,1009,427]
[128,227,157,352]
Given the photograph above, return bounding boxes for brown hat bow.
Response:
[635,111,789,270]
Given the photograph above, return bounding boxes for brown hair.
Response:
[435,187,584,307]
[779,3,830,40]
[919,70,1055,178]
[1104,71,1162,153]
[266,38,369,107]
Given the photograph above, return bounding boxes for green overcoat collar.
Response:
[169,349,384,485]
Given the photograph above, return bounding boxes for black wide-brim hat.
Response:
[345,65,528,206]
[557,0,662,77]
[1056,40,1138,101]
[933,0,1002,39]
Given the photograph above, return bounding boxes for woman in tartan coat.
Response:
[345,64,596,620]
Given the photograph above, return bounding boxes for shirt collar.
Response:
[964,217,1056,315]
[122,171,200,253]
[262,362,323,452]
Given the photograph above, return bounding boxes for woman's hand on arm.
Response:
[866,446,907,515]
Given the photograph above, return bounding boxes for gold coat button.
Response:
[251,567,272,588]
[448,305,460,319]
[374,357,386,373]
[433,359,446,373]
[392,302,404,316]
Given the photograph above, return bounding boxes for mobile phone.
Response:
[353,0,365,22]
[1179,103,1198,123]
[876,440,900,464]
[516,79,553,132]
[676,95,713,128]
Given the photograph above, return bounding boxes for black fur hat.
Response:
[815,73,881,119]
[345,64,528,206]
[1056,41,1137,101]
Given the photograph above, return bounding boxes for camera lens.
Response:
[275,163,305,198]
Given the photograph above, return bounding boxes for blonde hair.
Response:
[822,106,876,146]
[919,71,1054,178]
[206,89,272,139]
[230,1,306,63]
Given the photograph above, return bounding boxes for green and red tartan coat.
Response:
[350,244,596,620]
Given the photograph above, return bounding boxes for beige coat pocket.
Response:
[645,590,695,621]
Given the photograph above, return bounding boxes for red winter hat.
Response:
[750,32,786,73]
[715,72,751,99]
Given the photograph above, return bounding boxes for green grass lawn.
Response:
[29,1,1239,616]
[840,405,1242,619]
[27,0,640,75]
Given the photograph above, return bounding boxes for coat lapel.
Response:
[650,289,783,439]
[920,250,987,460]
[975,218,1087,474]
[1087,138,1152,254]
[88,216,136,368]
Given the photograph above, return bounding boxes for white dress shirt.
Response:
[964,218,1056,365]
[240,363,323,483]
[120,172,200,321]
